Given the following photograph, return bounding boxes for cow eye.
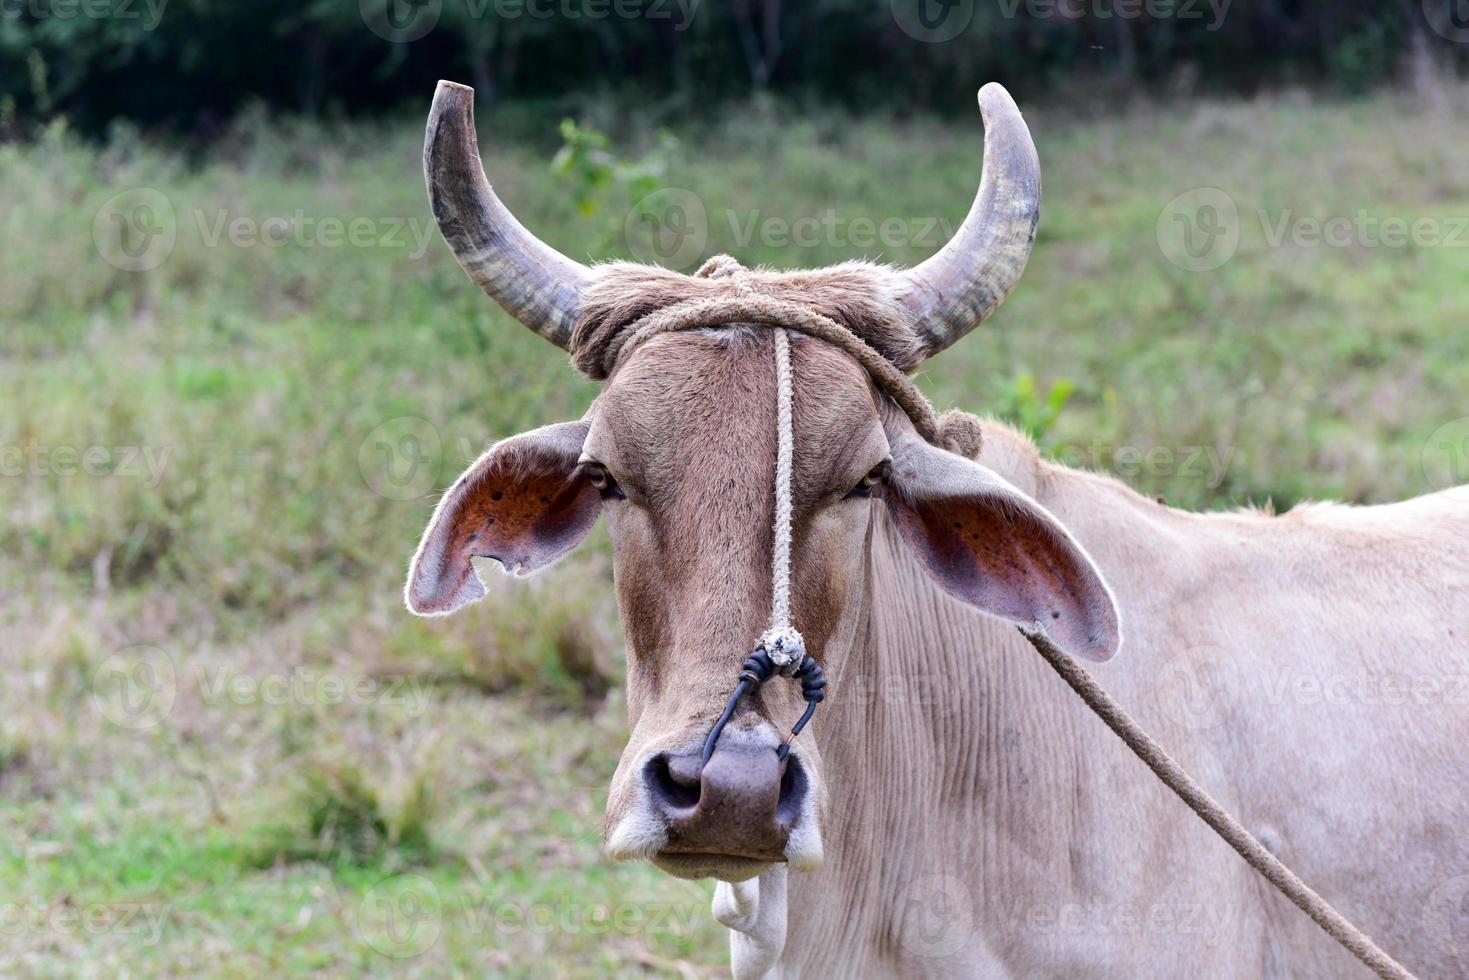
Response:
[581,462,625,500]
[845,461,890,500]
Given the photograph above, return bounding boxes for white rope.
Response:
[760,327,806,675]
[770,327,794,626]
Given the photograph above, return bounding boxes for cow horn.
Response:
[424,80,591,348]
[897,83,1041,359]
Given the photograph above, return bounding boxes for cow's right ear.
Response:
[405,419,601,616]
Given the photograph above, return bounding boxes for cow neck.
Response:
[810,429,1418,980]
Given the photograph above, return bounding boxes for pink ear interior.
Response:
[887,475,1121,663]
[405,423,601,616]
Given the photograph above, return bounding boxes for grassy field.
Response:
[2,84,1467,975]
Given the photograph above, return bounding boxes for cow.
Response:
[405,80,1469,978]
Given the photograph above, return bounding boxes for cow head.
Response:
[406,81,1120,883]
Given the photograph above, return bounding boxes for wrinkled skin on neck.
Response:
[596,329,888,876]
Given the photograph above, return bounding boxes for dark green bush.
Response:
[2,0,1459,138]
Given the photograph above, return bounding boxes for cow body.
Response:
[741,423,1469,978]
[410,78,1468,980]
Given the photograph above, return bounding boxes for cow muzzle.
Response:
[605,727,823,882]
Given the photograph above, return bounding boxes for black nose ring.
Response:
[701,647,827,766]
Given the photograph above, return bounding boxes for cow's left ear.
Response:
[405,419,601,616]
[881,413,1121,662]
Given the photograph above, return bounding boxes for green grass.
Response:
[2,85,1468,975]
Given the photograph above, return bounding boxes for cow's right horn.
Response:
[424,80,591,349]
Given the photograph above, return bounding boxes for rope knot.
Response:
[936,409,985,460]
[695,254,758,298]
[694,254,747,280]
[759,626,807,677]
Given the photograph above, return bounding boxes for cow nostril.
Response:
[775,752,808,828]
[646,753,701,811]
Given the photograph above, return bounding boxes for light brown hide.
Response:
[407,322,1469,977]
[593,329,884,842]
[401,78,1469,978]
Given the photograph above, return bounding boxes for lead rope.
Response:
[701,326,827,767]
[1019,627,1416,980]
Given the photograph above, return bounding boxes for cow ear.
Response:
[881,418,1121,662]
[405,419,601,616]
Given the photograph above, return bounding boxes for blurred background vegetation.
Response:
[2,1,1468,975]
[5,0,1469,138]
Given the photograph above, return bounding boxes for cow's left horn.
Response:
[897,84,1041,359]
[425,80,591,348]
